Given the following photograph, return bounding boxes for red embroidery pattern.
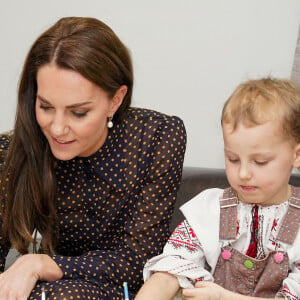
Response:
[270,216,281,250]
[246,205,259,258]
[236,219,240,236]
[168,220,199,252]
[279,285,299,300]
[168,262,202,274]
[271,218,279,231]
[194,277,205,282]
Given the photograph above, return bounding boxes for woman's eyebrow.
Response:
[36,94,92,108]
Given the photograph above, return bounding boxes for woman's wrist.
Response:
[20,254,63,281]
[15,254,41,280]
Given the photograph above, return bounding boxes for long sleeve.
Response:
[142,187,300,299]
[144,219,214,289]
[276,261,300,299]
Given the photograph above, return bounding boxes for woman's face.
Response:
[35,63,124,160]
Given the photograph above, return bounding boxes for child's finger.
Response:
[182,282,208,297]
[194,281,211,288]
[182,287,194,296]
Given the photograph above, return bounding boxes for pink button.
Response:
[222,249,231,260]
[274,252,284,263]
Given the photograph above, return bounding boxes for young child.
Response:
[135,78,300,300]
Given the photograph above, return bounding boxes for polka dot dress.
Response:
[0,108,186,299]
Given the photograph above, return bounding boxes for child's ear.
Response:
[293,143,300,168]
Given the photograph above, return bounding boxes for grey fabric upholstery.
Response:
[170,167,300,232]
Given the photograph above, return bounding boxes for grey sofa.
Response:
[170,167,300,232]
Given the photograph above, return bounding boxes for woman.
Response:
[0,17,186,299]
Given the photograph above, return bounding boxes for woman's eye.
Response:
[39,104,52,111]
[72,111,88,118]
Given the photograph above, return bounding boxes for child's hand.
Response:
[182,281,226,300]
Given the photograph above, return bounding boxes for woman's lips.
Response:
[53,137,75,145]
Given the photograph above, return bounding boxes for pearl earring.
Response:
[107,116,113,128]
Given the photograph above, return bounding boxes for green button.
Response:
[244,260,253,269]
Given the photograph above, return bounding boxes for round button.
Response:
[222,250,231,260]
[244,259,253,269]
[274,252,284,263]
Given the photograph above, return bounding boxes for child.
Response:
[135,78,300,300]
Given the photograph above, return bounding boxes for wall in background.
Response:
[0,0,299,167]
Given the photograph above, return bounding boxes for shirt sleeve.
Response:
[277,260,300,300]
[52,115,187,293]
[143,219,214,289]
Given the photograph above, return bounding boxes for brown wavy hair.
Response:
[0,17,133,254]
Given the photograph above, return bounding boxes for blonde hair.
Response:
[221,78,300,142]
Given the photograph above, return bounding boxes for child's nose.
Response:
[239,163,252,180]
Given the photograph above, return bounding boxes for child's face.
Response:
[223,119,300,206]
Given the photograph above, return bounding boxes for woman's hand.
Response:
[0,254,63,299]
[182,281,226,300]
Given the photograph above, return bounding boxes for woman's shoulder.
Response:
[125,107,185,127]
[0,132,12,150]
[0,132,12,170]
[123,108,186,147]
[0,132,12,156]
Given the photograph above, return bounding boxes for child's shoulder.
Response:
[180,188,224,215]
[185,187,225,203]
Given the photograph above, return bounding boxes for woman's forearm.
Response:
[0,253,63,299]
[135,272,180,300]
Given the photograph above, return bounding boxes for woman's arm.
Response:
[0,114,186,297]
[0,254,62,299]
[135,272,180,300]
[0,136,65,298]
[52,114,187,295]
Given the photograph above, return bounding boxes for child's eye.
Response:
[255,160,268,166]
[228,157,239,163]
[72,111,88,118]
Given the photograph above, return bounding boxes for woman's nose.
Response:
[50,115,69,136]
